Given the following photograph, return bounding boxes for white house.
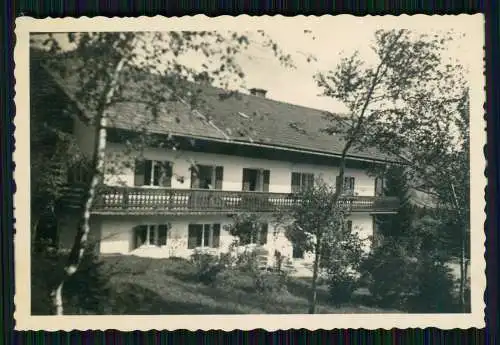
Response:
[32,53,399,276]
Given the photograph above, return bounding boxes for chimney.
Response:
[249,88,267,98]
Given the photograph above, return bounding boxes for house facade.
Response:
[32,53,399,275]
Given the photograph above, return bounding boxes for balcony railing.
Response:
[60,185,399,215]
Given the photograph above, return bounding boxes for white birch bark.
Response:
[51,56,127,315]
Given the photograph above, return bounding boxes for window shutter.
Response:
[259,224,268,245]
[188,224,201,249]
[212,224,221,248]
[242,169,250,191]
[134,160,146,186]
[159,162,172,187]
[144,160,153,186]
[203,225,210,247]
[336,175,342,193]
[262,170,270,192]
[134,225,147,249]
[215,166,224,190]
[375,177,383,196]
[158,224,169,246]
[349,177,355,191]
[190,165,200,188]
[291,172,301,193]
[152,162,161,186]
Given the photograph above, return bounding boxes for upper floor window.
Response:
[134,159,172,187]
[337,176,356,195]
[242,168,270,192]
[133,224,170,248]
[291,172,314,193]
[190,165,223,190]
[188,223,221,249]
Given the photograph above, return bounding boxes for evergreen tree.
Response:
[374,165,414,244]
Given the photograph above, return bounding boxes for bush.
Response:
[361,242,419,309]
[215,268,257,292]
[327,267,360,306]
[190,252,227,285]
[407,258,457,312]
[254,270,288,294]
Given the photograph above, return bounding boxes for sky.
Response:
[32,15,483,113]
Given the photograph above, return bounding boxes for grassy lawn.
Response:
[91,255,396,315]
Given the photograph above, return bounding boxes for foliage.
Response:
[31,243,111,315]
[361,239,419,309]
[315,28,470,311]
[277,178,365,313]
[190,252,228,285]
[63,247,111,314]
[407,257,457,312]
[225,213,270,246]
[31,30,296,314]
[374,165,415,242]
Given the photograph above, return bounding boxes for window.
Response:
[240,223,268,245]
[133,224,170,248]
[337,175,355,195]
[291,172,314,193]
[190,165,223,189]
[134,160,172,187]
[292,244,305,259]
[242,168,270,192]
[188,223,221,249]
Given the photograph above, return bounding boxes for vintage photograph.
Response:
[14,15,485,330]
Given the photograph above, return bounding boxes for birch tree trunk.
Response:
[51,57,127,315]
[308,238,321,314]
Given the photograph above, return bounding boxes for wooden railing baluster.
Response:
[60,185,399,214]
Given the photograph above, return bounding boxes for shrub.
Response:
[327,267,360,306]
[254,270,288,294]
[215,268,256,292]
[407,257,457,312]
[360,241,419,309]
[190,252,227,285]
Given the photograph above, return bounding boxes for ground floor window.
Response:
[292,244,305,259]
[133,224,170,248]
[240,223,269,246]
[188,223,221,249]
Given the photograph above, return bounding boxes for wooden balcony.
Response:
[60,185,399,215]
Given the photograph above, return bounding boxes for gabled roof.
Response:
[31,50,398,164]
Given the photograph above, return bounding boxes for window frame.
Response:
[187,223,221,249]
[242,168,271,192]
[291,172,315,193]
[134,159,173,188]
[133,223,170,249]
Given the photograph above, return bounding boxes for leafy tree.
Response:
[314,29,469,311]
[277,179,364,313]
[31,31,295,315]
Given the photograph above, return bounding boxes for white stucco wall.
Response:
[96,213,375,263]
[103,143,377,195]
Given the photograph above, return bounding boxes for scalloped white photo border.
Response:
[13,14,486,331]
